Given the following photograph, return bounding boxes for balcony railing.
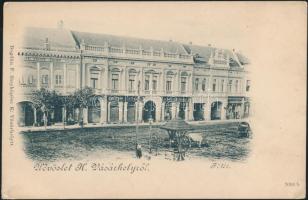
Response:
[166,90,173,95]
[83,44,194,63]
[111,89,119,94]
[128,90,136,94]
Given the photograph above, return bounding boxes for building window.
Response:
[212,79,216,92]
[202,79,206,91]
[152,76,157,91]
[221,79,224,92]
[166,77,172,92]
[42,75,48,84]
[111,74,119,90]
[55,74,62,85]
[235,80,239,92]
[228,80,233,92]
[28,75,35,85]
[181,77,187,92]
[195,78,199,91]
[128,74,135,92]
[90,70,100,89]
[55,71,63,85]
[145,75,150,91]
[246,80,251,92]
[90,78,98,89]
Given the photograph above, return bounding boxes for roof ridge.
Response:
[71,30,184,47]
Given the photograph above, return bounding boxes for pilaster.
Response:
[188,99,194,121]
[119,101,124,122]
[63,63,67,94]
[37,62,40,89]
[50,62,54,89]
[100,98,107,123]
[123,101,128,123]
[83,107,88,124]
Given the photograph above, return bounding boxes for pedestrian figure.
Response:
[136,144,142,159]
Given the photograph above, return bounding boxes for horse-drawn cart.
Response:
[160,118,194,161]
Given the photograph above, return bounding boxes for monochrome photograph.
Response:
[2,2,306,199]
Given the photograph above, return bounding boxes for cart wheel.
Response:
[182,135,191,152]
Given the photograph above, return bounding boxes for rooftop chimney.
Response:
[57,20,64,29]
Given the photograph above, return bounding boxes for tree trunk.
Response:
[63,106,66,129]
[80,106,84,128]
[43,111,47,130]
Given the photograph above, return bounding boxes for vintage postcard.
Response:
[2,2,306,199]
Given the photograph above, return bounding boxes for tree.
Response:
[58,94,76,128]
[73,86,94,127]
[32,88,60,129]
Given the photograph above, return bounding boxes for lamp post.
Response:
[135,81,140,148]
[149,88,153,154]
[207,88,211,120]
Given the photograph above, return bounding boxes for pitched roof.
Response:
[183,44,214,61]
[183,44,249,66]
[71,31,188,54]
[23,27,77,51]
[22,27,249,64]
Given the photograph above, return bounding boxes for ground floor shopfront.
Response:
[16,95,250,127]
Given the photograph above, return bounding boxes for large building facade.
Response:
[16,24,251,127]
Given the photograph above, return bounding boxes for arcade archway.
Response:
[193,103,204,121]
[143,101,156,122]
[110,101,119,123]
[211,101,222,120]
[127,102,136,122]
[17,101,35,127]
[178,102,186,120]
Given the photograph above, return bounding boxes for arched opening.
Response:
[193,103,204,121]
[180,72,188,93]
[88,106,101,123]
[17,101,35,127]
[178,102,186,120]
[127,102,136,122]
[88,96,102,123]
[128,69,137,93]
[244,102,250,118]
[143,101,156,122]
[53,106,63,123]
[110,101,119,123]
[89,68,100,90]
[211,101,223,120]
[164,102,172,121]
[166,71,174,94]
[66,107,77,125]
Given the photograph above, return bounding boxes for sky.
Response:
[5,2,306,57]
[5,2,264,55]
[5,2,306,70]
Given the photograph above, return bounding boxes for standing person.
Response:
[136,144,142,159]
